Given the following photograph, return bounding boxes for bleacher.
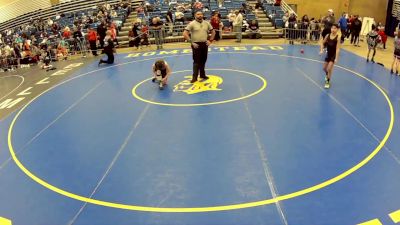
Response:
[1,0,286,48]
[0,0,142,32]
[117,0,284,46]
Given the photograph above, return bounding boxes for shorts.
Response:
[156,74,166,79]
[368,44,377,50]
[155,71,167,81]
[325,53,336,62]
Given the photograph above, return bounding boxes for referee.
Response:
[183,11,216,83]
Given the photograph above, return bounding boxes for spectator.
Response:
[378,25,387,49]
[166,10,174,34]
[193,0,204,10]
[110,10,118,18]
[109,23,119,47]
[338,13,347,43]
[248,19,261,39]
[228,10,236,31]
[175,11,185,23]
[87,28,98,56]
[300,15,310,42]
[57,37,69,60]
[140,24,150,47]
[47,17,54,27]
[255,0,263,10]
[210,12,221,41]
[322,9,336,39]
[97,21,107,49]
[350,15,362,46]
[63,27,72,39]
[129,21,141,49]
[274,0,281,6]
[233,10,243,42]
[309,18,320,41]
[286,13,297,44]
[150,17,164,50]
[282,12,289,23]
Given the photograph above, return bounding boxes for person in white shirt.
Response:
[227,10,236,31]
[232,10,243,42]
[47,18,54,27]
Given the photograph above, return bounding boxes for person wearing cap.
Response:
[322,9,336,39]
[152,59,171,90]
[183,11,216,83]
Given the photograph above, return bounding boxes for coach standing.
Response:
[183,11,216,83]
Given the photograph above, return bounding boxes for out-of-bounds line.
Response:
[0,80,107,171]
[295,67,400,166]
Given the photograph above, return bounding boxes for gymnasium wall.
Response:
[285,0,389,24]
[0,0,56,24]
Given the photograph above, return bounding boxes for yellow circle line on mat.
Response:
[132,68,267,106]
[7,51,394,212]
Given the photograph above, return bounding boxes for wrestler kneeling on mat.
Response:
[152,60,171,90]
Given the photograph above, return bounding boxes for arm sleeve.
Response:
[185,22,192,31]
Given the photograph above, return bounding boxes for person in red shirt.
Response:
[377,24,387,49]
[87,28,98,56]
[63,27,71,39]
[109,23,119,47]
[210,12,221,41]
[274,0,281,6]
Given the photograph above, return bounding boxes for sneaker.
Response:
[391,69,394,74]
[152,78,156,82]
[324,81,330,89]
[159,83,164,90]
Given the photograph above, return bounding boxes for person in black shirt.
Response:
[322,9,335,40]
[129,21,141,49]
[287,13,297,44]
[151,60,172,90]
[73,27,86,57]
[97,21,107,49]
[150,17,164,50]
[350,15,362,46]
[319,24,341,89]
[98,31,115,65]
[166,10,174,34]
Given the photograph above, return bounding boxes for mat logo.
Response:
[173,75,223,94]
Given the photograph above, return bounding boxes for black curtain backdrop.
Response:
[386,0,398,36]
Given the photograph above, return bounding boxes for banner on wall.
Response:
[393,0,400,19]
